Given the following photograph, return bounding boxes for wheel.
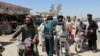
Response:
[56,46,60,56]
[66,48,71,56]
[18,52,24,56]
[75,42,83,53]
[54,39,60,56]
[56,47,60,56]
[18,49,25,56]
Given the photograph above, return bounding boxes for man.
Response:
[64,16,74,43]
[37,19,46,52]
[70,16,78,43]
[54,15,64,54]
[75,19,81,36]
[44,16,63,56]
[77,21,86,32]
[43,16,55,56]
[64,16,72,33]
[10,16,39,56]
[55,15,64,35]
[33,15,43,26]
[76,21,86,37]
[87,14,98,52]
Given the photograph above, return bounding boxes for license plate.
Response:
[60,37,66,42]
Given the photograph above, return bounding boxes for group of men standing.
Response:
[10,14,98,56]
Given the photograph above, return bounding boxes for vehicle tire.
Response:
[18,52,23,56]
[56,47,60,56]
[75,42,83,53]
[56,41,60,56]
[60,46,66,56]
[18,49,24,56]
[56,46,60,56]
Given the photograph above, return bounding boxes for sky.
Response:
[0,0,100,18]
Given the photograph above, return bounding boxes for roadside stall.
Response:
[0,2,31,34]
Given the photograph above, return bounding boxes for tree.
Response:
[56,3,62,16]
[50,4,55,12]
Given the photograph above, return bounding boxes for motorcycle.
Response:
[75,30,88,53]
[17,37,34,56]
[59,31,70,56]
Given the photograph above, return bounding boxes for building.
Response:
[0,1,31,33]
[0,1,31,15]
[0,1,31,22]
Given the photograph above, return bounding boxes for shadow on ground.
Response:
[0,54,2,56]
[0,41,14,46]
[0,31,15,36]
[96,49,100,53]
[71,53,82,56]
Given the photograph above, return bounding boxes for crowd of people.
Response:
[9,14,98,56]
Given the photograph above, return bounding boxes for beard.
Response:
[58,20,63,22]
[26,23,32,26]
[68,20,71,22]
[88,18,92,22]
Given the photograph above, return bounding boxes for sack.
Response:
[18,42,25,50]
[24,37,32,47]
